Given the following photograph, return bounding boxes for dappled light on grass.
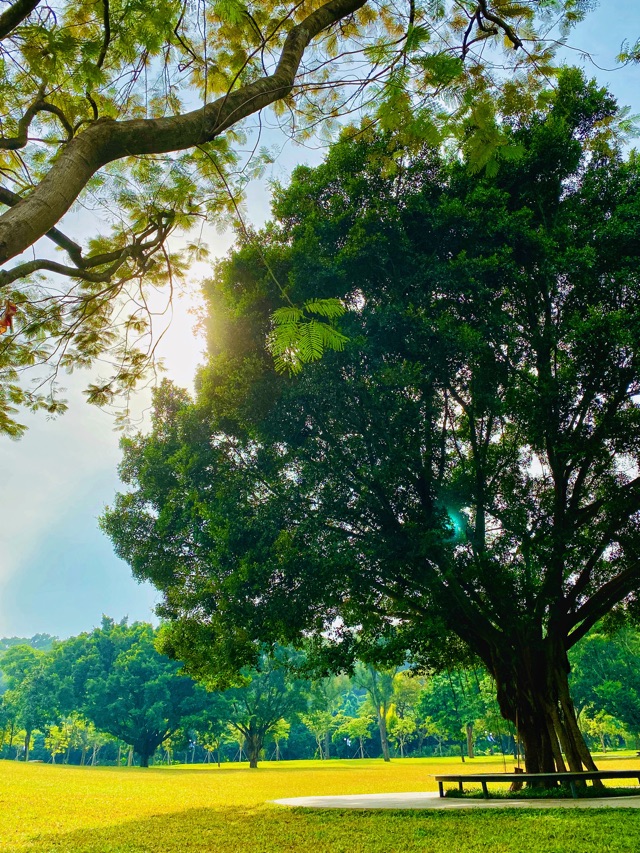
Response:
[2,756,640,852]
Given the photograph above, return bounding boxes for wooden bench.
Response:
[434,770,640,799]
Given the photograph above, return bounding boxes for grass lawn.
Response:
[2,753,640,852]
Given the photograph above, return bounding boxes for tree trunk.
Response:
[24,728,31,762]
[140,752,150,768]
[245,733,262,769]
[489,636,598,779]
[324,730,331,760]
[376,712,391,762]
[466,723,475,759]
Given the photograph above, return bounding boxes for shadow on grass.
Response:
[445,785,640,800]
[14,804,640,853]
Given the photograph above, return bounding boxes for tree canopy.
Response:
[0,0,597,433]
[103,71,640,775]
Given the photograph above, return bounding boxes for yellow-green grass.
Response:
[2,754,640,852]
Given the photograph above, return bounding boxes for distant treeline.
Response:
[1,618,638,767]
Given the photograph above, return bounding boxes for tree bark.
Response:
[324,730,331,760]
[245,733,262,769]
[466,723,475,759]
[376,712,391,762]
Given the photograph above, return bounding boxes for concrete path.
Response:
[273,791,640,810]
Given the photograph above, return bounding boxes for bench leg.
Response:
[458,781,464,793]
[481,781,489,799]
[569,781,578,799]
[438,782,444,798]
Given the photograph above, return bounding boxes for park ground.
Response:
[2,754,640,852]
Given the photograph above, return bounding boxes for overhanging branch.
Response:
[0,0,41,40]
[0,0,369,265]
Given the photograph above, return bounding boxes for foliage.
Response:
[0,0,596,433]
[571,628,640,738]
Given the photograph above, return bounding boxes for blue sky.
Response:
[0,1,638,641]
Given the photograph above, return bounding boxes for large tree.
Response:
[103,72,640,775]
[0,0,592,433]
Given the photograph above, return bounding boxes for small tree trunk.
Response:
[324,730,331,760]
[466,723,475,759]
[127,746,133,766]
[245,733,262,769]
[377,712,391,762]
[24,729,31,763]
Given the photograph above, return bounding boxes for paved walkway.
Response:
[273,791,640,810]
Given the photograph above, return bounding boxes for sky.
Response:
[0,1,639,641]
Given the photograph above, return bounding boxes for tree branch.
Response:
[477,0,522,50]
[0,0,41,40]
[0,92,74,151]
[0,0,368,266]
[0,217,173,286]
[0,184,84,262]
[566,562,640,648]
[96,0,111,70]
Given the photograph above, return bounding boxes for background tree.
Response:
[388,714,416,758]
[305,673,350,759]
[53,617,210,766]
[571,627,640,747]
[580,710,627,753]
[208,647,307,768]
[334,713,374,759]
[0,644,59,760]
[104,73,640,775]
[353,663,397,762]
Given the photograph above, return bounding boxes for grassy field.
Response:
[2,753,640,852]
